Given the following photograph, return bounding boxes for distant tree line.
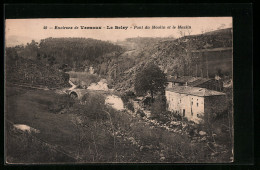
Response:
[5,37,124,87]
[6,37,124,70]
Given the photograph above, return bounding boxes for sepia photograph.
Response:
[5,17,233,164]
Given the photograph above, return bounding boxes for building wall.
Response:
[204,95,227,116]
[165,91,204,123]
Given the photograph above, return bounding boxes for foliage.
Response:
[121,91,135,104]
[6,37,120,88]
[6,37,123,71]
[6,122,76,163]
[136,109,146,117]
[6,57,70,88]
[116,37,176,50]
[37,37,123,68]
[18,40,39,60]
[126,102,135,112]
[48,94,75,113]
[6,47,19,66]
[112,28,232,92]
[7,86,233,163]
[68,71,101,87]
[134,62,167,99]
[77,92,108,121]
[199,108,233,148]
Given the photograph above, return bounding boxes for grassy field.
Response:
[5,85,232,163]
[5,86,80,163]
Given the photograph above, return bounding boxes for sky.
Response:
[5,17,232,47]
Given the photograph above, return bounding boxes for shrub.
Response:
[6,58,71,88]
[156,114,169,123]
[48,94,75,113]
[136,109,145,117]
[172,113,183,121]
[151,95,166,118]
[126,102,135,112]
[142,97,153,106]
[121,91,135,104]
[68,71,101,87]
[183,117,188,122]
[6,123,75,163]
[78,93,108,120]
[162,111,177,121]
[125,91,135,98]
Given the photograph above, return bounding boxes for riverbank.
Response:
[5,86,232,163]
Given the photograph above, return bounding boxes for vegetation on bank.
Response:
[6,57,70,88]
[6,121,76,163]
[68,71,101,88]
[6,86,232,163]
[5,28,233,163]
[134,62,167,100]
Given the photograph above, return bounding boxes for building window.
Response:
[197,114,199,117]
[191,101,193,105]
[197,103,199,107]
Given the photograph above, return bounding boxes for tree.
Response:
[134,62,167,100]
[19,40,39,60]
[151,94,166,118]
[6,47,18,66]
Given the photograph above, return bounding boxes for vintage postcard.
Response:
[5,17,233,163]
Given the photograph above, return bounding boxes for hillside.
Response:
[5,28,232,92]
[7,37,124,70]
[6,57,70,88]
[38,38,124,68]
[115,37,176,51]
[109,28,233,92]
[5,38,124,87]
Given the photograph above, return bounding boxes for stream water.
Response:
[105,95,125,111]
[69,77,125,111]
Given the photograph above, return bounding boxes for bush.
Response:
[156,114,169,123]
[68,71,101,87]
[126,102,135,112]
[6,123,76,163]
[151,95,166,118]
[121,91,135,104]
[142,97,153,106]
[79,93,108,120]
[136,109,145,117]
[6,57,71,88]
[48,94,75,113]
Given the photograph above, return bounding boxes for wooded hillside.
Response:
[109,28,232,92]
[5,28,232,91]
[5,37,124,87]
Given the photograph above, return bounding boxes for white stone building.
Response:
[165,86,226,123]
